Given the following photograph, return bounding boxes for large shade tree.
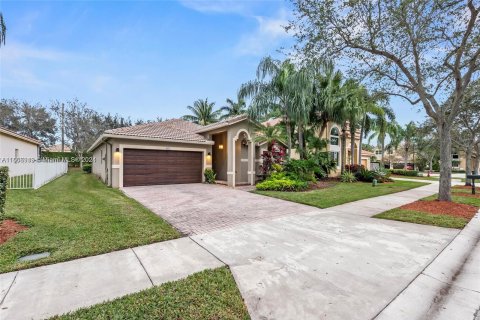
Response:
[183,98,221,125]
[290,0,480,201]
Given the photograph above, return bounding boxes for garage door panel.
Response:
[123,149,203,186]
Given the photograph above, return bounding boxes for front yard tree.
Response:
[0,13,6,47]
[415,120,439,174]
[183,98,221,125]
[64,99,104,168]
[290,0,480,201]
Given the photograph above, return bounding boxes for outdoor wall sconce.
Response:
[115,148,120,152]
[207,152,211,159]
[218,144,224,150]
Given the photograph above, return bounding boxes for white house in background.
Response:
[0,126,41,176]
[0,126,41,160]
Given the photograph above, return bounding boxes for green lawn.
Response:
[1,170,180,273]
[51,267,250,320]
[374,188,479,229]
[391,175,439,181]
[375,209,469,229]
[254,180,426,209]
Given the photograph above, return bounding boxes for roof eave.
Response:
[0,128,41,145]
[88,133,214,152]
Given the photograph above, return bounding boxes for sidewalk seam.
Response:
[189,236,228,266]
[0,271,19,306]
[130,248,154,287]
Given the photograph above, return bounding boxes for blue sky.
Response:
[0,0,427,126]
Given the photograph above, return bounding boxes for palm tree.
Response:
[368,106,397,167]
[0,13,6,47]
[240,57,311,158]
[400,121,417,169]
[255,124,285,151]
[220,95,246,119]
[183,98,221,125]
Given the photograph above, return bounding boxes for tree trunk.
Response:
[465,147,472,186]
[285,115,292,159]
[298,122,304,159]
[381,139,385,169]
[437,122,452,201]
[358,116,365,165]
[474,143,480,175]
[341,125,347,174]
[404,148,408,170]
[350,126,355,165]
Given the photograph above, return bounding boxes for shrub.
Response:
[260,147,286,177]
[283,159,318,182]
[388,169,419,176]
[340,171,357,183]
[310,152,337,179]
[256,177,308,191]
[204,168,216,184]
[82,164,92,174]
[356,167,374,182]
[0,166,8,218]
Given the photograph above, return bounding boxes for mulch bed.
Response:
[400,200,478,219]
[0,220,28,245]
[453,185,480,190]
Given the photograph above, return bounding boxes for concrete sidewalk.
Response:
[0,238,223,320]
[375,212,480,320]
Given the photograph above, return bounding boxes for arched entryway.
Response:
[232,129,254,187]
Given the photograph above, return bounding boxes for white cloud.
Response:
[0,42,74,63]
[234,9,291,56]
[178,0,249,14]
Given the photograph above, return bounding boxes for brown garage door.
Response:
[123,149,203,187]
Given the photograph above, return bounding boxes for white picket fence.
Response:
[5,159,68,189]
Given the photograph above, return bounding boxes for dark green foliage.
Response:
[0,166,8,218]
[389,169,419,177]
[82,164,92,174]
[204,168,216,184]
[283,158,318,182]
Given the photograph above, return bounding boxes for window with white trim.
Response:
[330,127,339,145]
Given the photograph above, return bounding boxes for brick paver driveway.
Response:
[123,184,318,235]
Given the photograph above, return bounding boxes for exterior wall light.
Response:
[218,144,224,150]
[115,147,120,152]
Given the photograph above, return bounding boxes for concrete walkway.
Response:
[376,212,480,320]
[0,238,223,320]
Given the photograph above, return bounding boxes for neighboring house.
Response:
[451,150,478,172]
[44,144,72,152]
[0,126,41,176]
[89,115,371,188]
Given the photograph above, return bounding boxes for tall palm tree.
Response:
[368,106,397,167]
[240,57,311,158]
[220,95,246,119]
[183,98,221,125]
[0,13,6,47]
[400,121,417,169]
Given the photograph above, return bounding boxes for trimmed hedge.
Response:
[389,169,419,177]
[82,164,92,174]
[256,178,308,191]
[0,166,8,218]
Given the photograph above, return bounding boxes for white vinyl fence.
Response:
[5,159,68,189]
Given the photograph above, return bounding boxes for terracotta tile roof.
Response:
[105,119,208,142]
[194,114,249,133]
[0,126,42,145]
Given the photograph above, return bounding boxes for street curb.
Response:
[374,211,480,320]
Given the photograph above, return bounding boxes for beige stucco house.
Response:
[89,115,370,188]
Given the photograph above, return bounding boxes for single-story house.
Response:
[88,115,372,188]
[0,126,41,160]
[88,115,264,188]
[0,126,42,176]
